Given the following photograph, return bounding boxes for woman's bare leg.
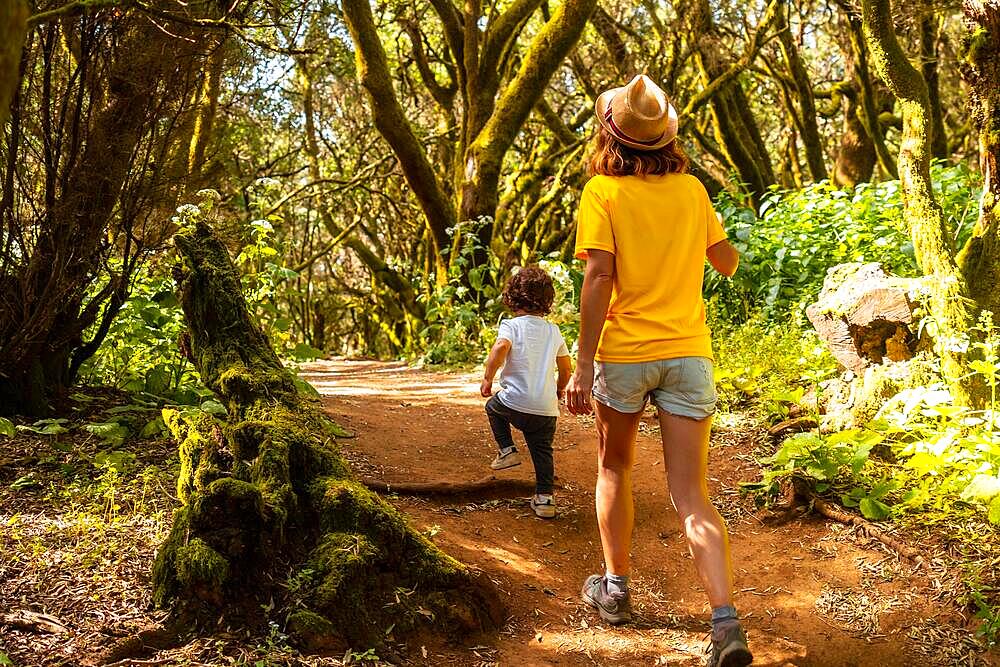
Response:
[594,402,642,576]
[658,410,734,608]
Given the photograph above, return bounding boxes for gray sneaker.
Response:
[490,448,522,470]
[706,623,752,667]
[580,574,632,625]
[530,495,556,519]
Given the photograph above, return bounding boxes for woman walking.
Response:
[565,74,749,667]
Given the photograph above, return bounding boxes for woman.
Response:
[565,74,749,667]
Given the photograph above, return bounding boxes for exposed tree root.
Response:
[810,495,929,570]
[152,221,504,650]
[764,479,929,570]
[95,626,182,666]
[359,474,554,498]
[1,610,68,634]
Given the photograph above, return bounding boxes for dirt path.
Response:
[302,359,988,667]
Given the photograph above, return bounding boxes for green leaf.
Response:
[292,342,325,361]
[859,497,891,520]
[140,417,166,439]
[84,422,130,447]
[10,474,39,491]
[961,474,1000,502]
[0,651,14,665]
[200,399,228,415]
[0,417,14,438]
[989,497,1000,526]
[293,376,321,398]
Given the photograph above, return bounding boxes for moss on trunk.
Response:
[153,221,504,648]
[861,0,985,406]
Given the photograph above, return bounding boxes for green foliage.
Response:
[710,314,838,414]
[419,219,502,365]
[706,164,980,322]
[80,271,202,404]
[0,417,14,438]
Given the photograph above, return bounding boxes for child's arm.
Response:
[707,239,739,277]
[481,338,512,397]
[556,355,572,401]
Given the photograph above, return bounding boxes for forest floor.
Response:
[0,359,997,666]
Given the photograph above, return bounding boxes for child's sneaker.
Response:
[490,448,521,470]
[530,494,556,519]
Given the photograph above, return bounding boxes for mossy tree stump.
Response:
[153,221,503,648]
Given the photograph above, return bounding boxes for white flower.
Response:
[195,189,222,201]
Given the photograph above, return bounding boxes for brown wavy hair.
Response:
[588,126,689,177]
[502,266,555,315]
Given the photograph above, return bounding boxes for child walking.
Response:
[480,266,572,519]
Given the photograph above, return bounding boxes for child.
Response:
[480,266,572,519]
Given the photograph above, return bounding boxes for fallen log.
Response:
[805,263,921,374]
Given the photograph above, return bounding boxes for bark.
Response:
[0,0,28,128]
[776,0,827,181]
[460,0,597,233]
[841,1,899,179]
[833,82,877,186]
[153,221,503,646]
[805,263,918,374]
[591,6,635,77]
[187,37,226,184]
[956,0,1000,318]
[861,0,982,406]
[920,9,948,159]
[343,0,596,271]
[692,0,777,203]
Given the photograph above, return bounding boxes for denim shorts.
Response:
[593,357,717,419]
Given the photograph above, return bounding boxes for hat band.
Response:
[604,105,665,147]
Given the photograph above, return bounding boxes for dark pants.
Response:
[485,396,556,495]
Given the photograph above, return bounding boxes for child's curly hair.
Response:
[502,266,555,315]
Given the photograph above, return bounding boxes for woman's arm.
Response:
[707,239,739,277]
[566,249,615,414]
[480,338,511,397]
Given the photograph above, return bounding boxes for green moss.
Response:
[175,538,229,589]
[151,506,190,608]
[189,476,264,535]
[286,609,337,651]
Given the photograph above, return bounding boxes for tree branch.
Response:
[471,0,597,167]
[341,0,456,255]
[679,0,782,125]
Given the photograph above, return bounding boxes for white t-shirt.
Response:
[495,315,569,417]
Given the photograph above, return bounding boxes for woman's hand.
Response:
[565,362,595,415]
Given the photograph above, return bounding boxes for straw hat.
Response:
[595,74,679,151]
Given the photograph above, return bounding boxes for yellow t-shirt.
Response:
[574,173,727,363]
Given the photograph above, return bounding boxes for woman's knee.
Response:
[668,482,712,519]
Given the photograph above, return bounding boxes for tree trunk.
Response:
[153,221,504,646]
[861,0,983,406]
[920,8,948,159]
[0,0,27,128]
[776,0,828,181]
[956,1,1000,317]
[841,2,899,179]
[833,82,877,187]
[0,13,202,416]
[693,0,776,204]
